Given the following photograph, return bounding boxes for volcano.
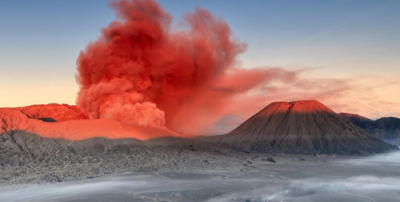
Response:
[0,105,183,141]
[212,100,397,155]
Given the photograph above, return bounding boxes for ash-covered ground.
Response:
[1,131,400,202]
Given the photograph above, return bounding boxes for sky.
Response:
[1,0,399,120]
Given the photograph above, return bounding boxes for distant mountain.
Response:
[210,100,397,155]
[340,113,400,145]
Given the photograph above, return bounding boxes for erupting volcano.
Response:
[0,0,397,154]
[75,0,247,130]
[72,0,303,136]
[2,1,400,201]
[0,105,182,141]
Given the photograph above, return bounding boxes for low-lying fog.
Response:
[1,151,400,202]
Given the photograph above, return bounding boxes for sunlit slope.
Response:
[0,108,182,140]
[16,104,88,122]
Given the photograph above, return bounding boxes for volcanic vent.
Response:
[215,100,397,155]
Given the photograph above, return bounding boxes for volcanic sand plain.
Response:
[1,148,400,202]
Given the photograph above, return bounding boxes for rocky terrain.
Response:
[0,130,236,185]
[340,113,400,145]
[1,130,400,202]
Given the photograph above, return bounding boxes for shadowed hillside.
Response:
[340,113,400,145]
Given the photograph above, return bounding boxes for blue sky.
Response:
[0,0,399,118]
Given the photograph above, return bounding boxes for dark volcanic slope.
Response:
[340,113,400,145]
[0,130,225,184]
[211,100,397,155]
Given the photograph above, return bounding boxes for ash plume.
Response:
[75,0,276,132]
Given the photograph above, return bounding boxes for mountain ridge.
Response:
[1,100,397,155]
[340,113,400,145]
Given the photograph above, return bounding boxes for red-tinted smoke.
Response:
[76,0,290,134]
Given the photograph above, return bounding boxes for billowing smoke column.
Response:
[76,0,245,129]
[77,0,285,134]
